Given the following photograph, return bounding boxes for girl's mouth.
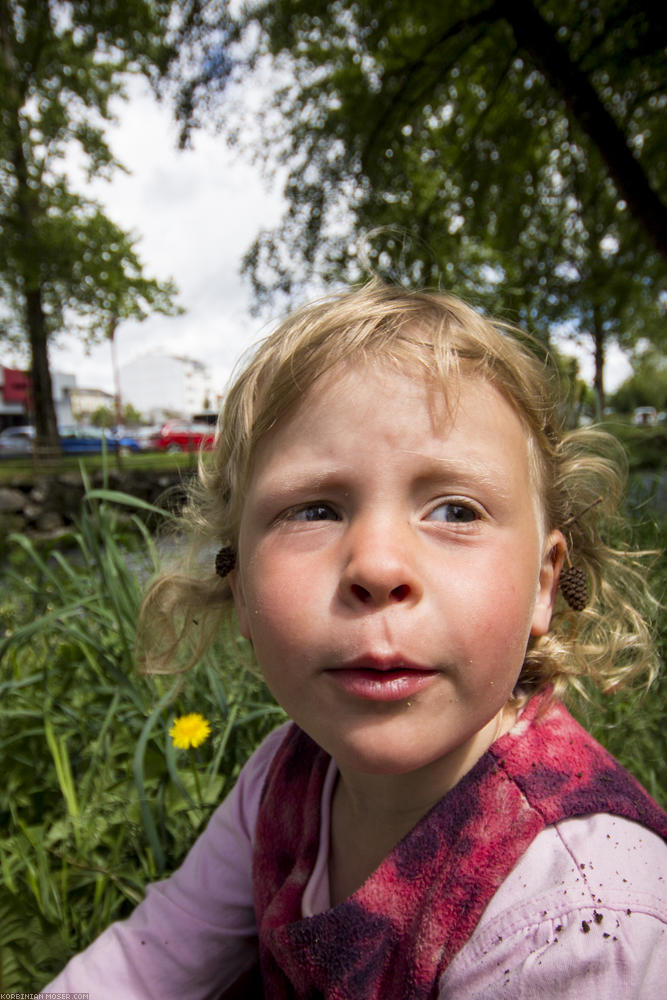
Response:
[325,656,438,702]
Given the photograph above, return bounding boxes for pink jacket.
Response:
[42,719,667,998]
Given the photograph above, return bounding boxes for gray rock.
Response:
[0,487,26,513]
[37,511,65,532]
[22,503,42,522]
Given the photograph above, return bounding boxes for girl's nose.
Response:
[338,520,422,609]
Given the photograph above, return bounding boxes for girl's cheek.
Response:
[228,569,252,640]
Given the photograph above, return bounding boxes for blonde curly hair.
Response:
[137,282,659,700]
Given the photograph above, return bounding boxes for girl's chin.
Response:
[324,728,463,780]
[315,707,509,789]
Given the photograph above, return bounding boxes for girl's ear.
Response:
[530,530,566,637]
[227,568,251,640]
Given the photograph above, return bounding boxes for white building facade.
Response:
[69,387,115,421]
[119,354,213,421]
[52,371,76,426]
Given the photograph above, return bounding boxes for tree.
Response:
[89,405,114,429]
[0,0,181,451]
[611,350,667,414]
[89,401,142,427]
[172,0,666,406]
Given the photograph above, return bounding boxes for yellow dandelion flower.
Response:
[170,713,211,750]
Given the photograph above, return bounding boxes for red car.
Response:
[149,421,216,453]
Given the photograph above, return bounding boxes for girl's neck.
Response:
[328,704,517,905]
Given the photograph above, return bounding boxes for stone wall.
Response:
[0,467,190,537]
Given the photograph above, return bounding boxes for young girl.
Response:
[43,283,665,998]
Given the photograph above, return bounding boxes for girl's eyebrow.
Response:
[255,455,518,504]
[409,455,517,503]
[252,470,350,503]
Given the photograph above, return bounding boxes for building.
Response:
[0,365,74,429]
[0,366,31,429]
[70,387,115,422]
[119,354,213,421]
[52,371,76,425]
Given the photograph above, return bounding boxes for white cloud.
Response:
[48,77,285,399]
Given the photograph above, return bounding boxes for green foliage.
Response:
[0,448,201,489]
[122,403,144,426]
[88,400,146,428]
[0,0,182,445]
[172,0,667,400]
[611,351,667,414]
[89,405,115,428]
[569,504,667,806]
[0,485,283,990]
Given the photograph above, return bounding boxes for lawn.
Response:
[0,447,200,484]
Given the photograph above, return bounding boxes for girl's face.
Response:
[230,361,563,785]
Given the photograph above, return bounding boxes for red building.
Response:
[1,364,79,430]
[0,366,33,429]
[2,366,32,405]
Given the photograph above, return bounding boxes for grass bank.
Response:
[0,448,201,485]
[0,486,283,990]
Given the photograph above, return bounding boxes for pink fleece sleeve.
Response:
[39,723,289,1000]
[440,813,667,999]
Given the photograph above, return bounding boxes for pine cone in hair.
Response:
[215,547,236,578]
[559,565,588,610]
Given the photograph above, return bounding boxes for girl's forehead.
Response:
[258,358,529,459]
[255,356,546,518]
[284,355,517,429]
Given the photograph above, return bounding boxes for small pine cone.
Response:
[215,546,236,578]
[559,565,589,611]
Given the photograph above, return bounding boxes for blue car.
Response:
[58,426,140,454]
[0,425,140,455]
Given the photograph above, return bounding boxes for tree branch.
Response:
[360,2,502,169]
[498,0,667,257]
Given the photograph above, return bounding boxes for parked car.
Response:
[0,425,35,454]
[0,424,140,456]
[112,429,141,453]
[191,411,218,426]
[58,426,140,454]
[632,407,658,427]
[132,424,164,451]
[148,420,216,453]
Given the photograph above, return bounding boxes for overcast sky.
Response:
[47,77,288,400]
[16,76,631,400]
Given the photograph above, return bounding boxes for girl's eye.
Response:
[289,503,339,522]
[427,501,479,524]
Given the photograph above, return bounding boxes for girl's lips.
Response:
[325,658,438,702]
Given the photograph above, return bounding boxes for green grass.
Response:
[568,501,667,806]
[0,485,283,990]
[0,448,202,484]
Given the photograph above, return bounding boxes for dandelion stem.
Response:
[190,749,203,807]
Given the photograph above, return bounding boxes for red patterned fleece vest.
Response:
[246,694,666,999]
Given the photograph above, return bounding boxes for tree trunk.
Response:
[108,316,123,426]
[592,315,606,419]
[2,12,60,453]
[26,286,60,452]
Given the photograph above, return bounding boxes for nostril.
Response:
[350,583,372,603]
[391,584,410,602]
